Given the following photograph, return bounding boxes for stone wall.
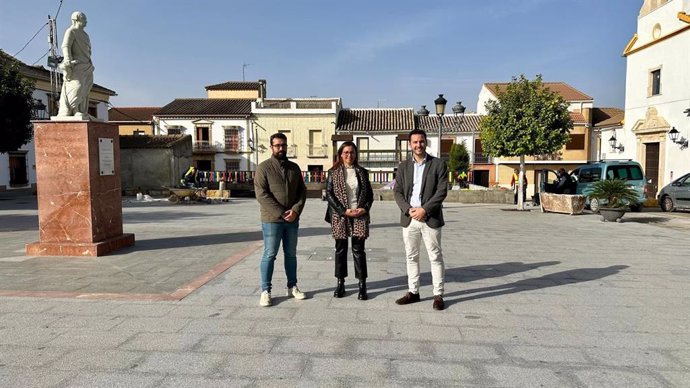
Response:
[120,141,192,194]
[373,189,512,204]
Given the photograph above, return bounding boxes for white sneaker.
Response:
[287,286,306,300]
[259,291,272,307]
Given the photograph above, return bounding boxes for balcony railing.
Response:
[308,144,328,157]
[193,141,220,153]
[359,150,408,169]
[473,152,492,164]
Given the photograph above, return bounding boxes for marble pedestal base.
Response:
[26,120,135,257]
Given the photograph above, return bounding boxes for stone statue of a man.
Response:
[56,11,94,120]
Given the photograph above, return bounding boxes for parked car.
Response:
[657,172,690,212]
[569,160,647,212]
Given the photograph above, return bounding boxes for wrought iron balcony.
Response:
[473,152,492,164]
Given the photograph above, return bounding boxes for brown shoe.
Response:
[395,292,420,305]
[432,295,445,310]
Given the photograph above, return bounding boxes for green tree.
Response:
[0,50,35,154]
[479,74,573,208]
[447,142,469,174]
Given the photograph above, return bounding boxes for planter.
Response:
[539,193,586,215]
[599,207,626,222]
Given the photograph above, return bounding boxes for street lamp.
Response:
[668,127,688,149]
[452,101,467,160]
[608,134,624,152]
[434,94,447,157]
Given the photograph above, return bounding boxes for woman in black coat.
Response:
[324,141,374,300]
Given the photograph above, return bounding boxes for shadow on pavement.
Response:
[128,226,333,251]
[444,265,629,307]
[308,261,562,299]
[123,211,226,224]
[620,216,669,224]
[0,214,38,231]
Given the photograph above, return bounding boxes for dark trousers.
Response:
[334,238,367,280]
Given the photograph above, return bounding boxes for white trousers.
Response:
[402,218,444,296]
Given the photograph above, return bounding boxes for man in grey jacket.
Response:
[254,133,307,307]
[393,129,449,310]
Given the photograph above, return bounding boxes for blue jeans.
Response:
[260,221,299,292]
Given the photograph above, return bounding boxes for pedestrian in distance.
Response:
[393,129,449,310]
[324,141,374,300]
[254,133,307,307]
[511,168,528,205]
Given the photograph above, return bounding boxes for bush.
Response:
[588,179,639,208]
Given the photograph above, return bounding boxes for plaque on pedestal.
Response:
[26,121,135,257]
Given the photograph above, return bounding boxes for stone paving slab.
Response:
[0,194,689,386]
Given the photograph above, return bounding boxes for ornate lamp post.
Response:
[452,101,467,160]
[434,94,447,157]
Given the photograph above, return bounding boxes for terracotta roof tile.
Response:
[484,82,592,102]
[416,114,482,133]
[592,107,624,128]
[336,108,415,132]
[109,107,160,122]
[205,81,262,91]
[569,112,587,124]
[156,99,252,117]
[119,135,190,149]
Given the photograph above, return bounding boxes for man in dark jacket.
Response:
[555,168,574,194]
[254,133,307,307]
[393,129,449,310]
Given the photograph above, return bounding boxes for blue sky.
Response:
[0,0,640,111]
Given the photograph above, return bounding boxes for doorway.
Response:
[473,170,489,187]
[8,152,29,186]
[644,142,660,198]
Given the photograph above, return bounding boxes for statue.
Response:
[56,11,94,120]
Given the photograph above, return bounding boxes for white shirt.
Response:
[344,166,359,209]
[410,155,427,208]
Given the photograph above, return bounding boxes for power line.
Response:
[32,49,50,65]
[54,0,64,20]
[13,22,49,57]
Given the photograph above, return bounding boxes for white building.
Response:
[154,98,253,172]
[622,0,690,194]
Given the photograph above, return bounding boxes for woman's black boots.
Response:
[334,278,345,298]
[358,279,368,300]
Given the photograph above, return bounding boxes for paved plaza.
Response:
[0,192,689,387]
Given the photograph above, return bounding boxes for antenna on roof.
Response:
[242,63,253,82]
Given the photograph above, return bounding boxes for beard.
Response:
[274,150,287,159]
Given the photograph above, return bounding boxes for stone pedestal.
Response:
[26,121,135,256]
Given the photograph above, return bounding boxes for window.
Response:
[195,126,211,151]
[133,129,145,135]
[308,129,325,157]
[566,134,585,150]
[225,159,240,171]
[650,69,661,96]
[224,127,240,151]
[608,165,643,181]
[167,126,183,135]
[578,167,601,183]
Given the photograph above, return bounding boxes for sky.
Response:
[0,0,641,112]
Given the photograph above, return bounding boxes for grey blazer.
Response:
[393,154,449,228]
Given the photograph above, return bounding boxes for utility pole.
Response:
[46,15,61,116]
